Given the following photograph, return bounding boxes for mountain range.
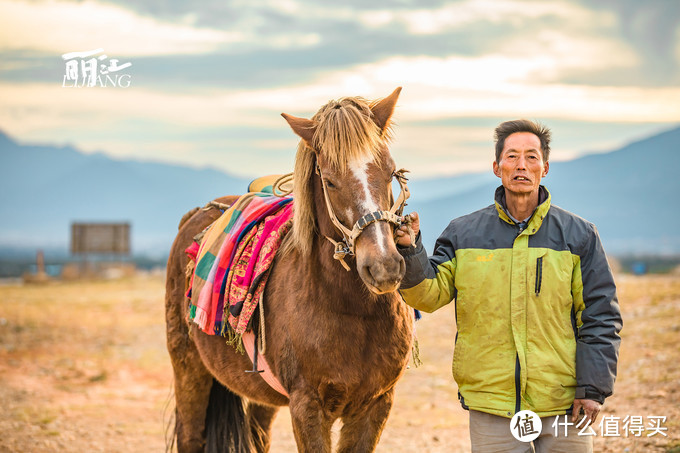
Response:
[1,125,678,262]
[0,131,248,257]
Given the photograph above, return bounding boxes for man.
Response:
[396,119,622,452]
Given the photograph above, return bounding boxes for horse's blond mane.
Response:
[283,95,393,256]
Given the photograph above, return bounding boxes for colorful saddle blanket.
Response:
[186,177,293,345]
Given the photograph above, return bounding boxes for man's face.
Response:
[493,132,549,196]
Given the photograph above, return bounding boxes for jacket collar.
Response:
[494,185,551,235]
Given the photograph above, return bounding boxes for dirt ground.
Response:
[0,272,678,452]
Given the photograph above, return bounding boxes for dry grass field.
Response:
[0,272,678,452]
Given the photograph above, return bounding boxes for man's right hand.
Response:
[396,212,420,247]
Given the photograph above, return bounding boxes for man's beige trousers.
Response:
[469,410,594,453]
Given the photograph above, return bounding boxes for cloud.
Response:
[233,51,674,122]
[195,0,603,36]
[1,45,678,179]
[0,0,320,56]
[1,40,677,142]
[676,25,680,66]
[1,0,677,179]
[389,124,494,175]
[356,0,605,34]
[0,82,281,135]
[497,29,637,77]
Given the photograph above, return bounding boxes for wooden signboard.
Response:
[71,222,131,255]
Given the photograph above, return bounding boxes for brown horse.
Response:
[165,88,415,452]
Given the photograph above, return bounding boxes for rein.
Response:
[316,164,412,271]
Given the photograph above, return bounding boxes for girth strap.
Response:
[242,330,289,397]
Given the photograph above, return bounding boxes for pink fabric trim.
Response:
[242,330,289,398]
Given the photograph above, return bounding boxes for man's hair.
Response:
[494,119,551,163]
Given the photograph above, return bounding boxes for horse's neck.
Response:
[306,174,399,315]
[301,235,394,316]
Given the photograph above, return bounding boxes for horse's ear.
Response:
[281,113,316,148]
[371,87,402,132]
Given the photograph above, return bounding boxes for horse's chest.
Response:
[308,321,411,416]
[302,314,411,386]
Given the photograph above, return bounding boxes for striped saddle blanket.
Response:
[185,176,293,347]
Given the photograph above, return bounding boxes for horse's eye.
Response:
[324,179,336,189]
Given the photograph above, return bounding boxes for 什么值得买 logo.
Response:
[510,410,542,442]
[62,49,132,88]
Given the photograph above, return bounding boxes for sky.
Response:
[0,0,678,178]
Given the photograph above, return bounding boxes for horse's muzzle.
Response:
[359,252,405,294]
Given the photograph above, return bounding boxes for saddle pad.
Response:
[186,191,293,338]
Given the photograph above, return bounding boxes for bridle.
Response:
[316,163,411,271]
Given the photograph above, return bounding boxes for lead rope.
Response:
[390,169,416,248]
[399,213,417,248]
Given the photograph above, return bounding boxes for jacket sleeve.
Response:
[572,224,623,402]
[397,222,457,313]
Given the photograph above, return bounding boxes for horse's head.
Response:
[282,88,407,295]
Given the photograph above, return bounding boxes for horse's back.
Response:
[165,196,239,342]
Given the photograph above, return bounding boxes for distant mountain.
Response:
[0,131,249,257]
[1,125,678,261]
[408,126,680,255]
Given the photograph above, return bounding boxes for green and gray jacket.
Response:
[399,186,622,418]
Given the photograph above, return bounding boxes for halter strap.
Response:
[317,164,411,271]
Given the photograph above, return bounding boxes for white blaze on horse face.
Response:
[345,208,354,224]
[350,154,388,255]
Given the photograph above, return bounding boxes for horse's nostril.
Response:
[364,255,404,287]
[388,255,404,277]
[362,264,374,281]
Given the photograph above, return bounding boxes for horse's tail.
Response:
[205,379,253,453]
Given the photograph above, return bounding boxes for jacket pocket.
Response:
[535,256,543,295]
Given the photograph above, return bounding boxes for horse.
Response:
[165,87,415,452]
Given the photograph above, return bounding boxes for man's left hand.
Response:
[572,398,602,425]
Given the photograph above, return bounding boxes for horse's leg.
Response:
[165,204,224,453]
[166,272,213,453]
[248,402,279,452]
[167,270,213,452]
[167,279,212,452]
[288,392,334,453]
[336,390,394,453]
[171,353,213,452]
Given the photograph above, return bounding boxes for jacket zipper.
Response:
[513,221,528,414]
[517,221,527,235]
[535,257,543,295]
[514,354,521,414]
